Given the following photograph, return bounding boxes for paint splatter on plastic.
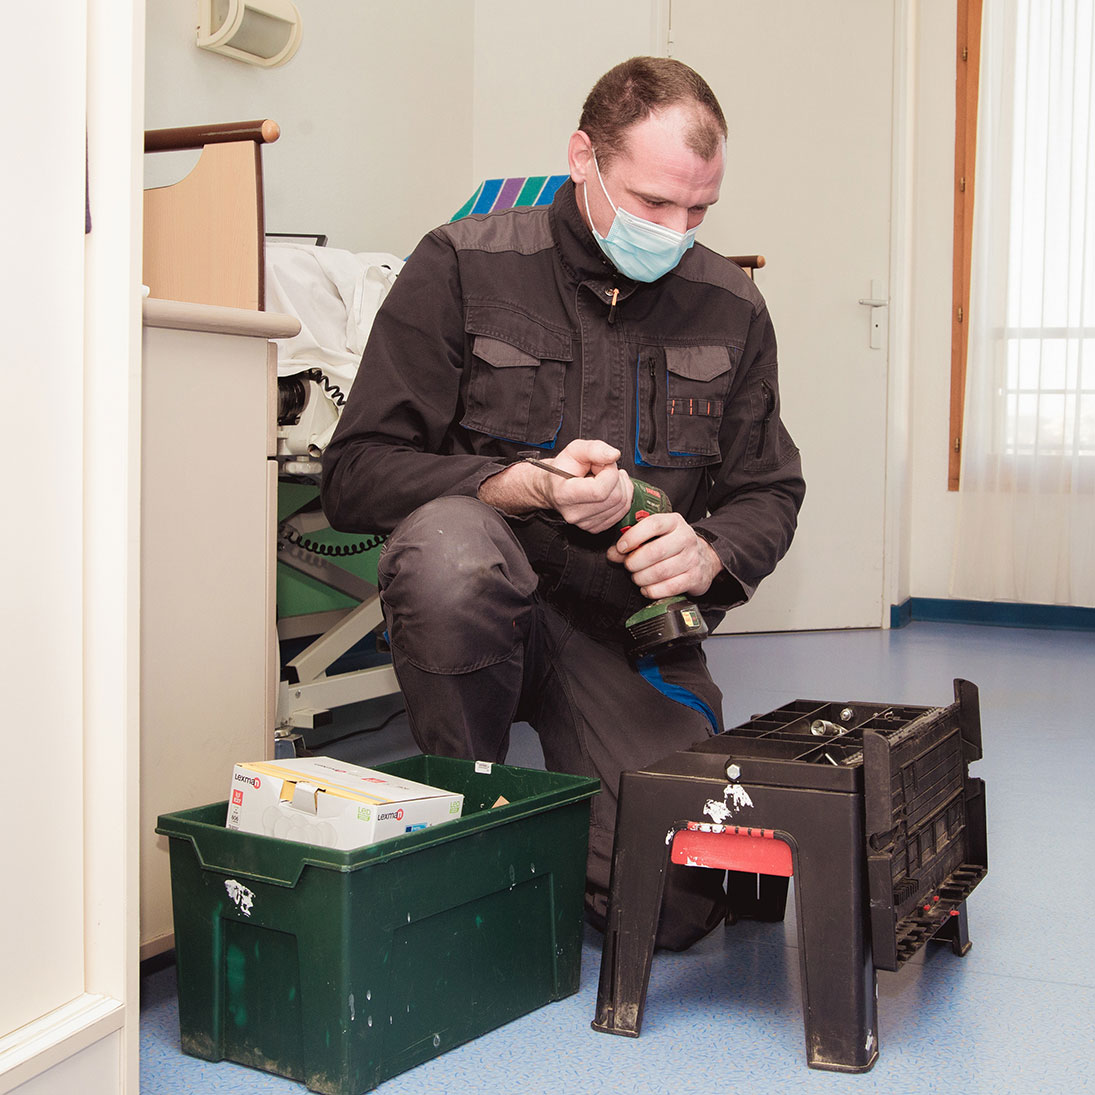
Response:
[703,782,754,824]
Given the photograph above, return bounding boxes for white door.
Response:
[671,0,895,631]
[3,2,139,1092]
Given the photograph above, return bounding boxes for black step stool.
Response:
[592,679,988,1072]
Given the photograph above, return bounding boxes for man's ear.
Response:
[568,130,594,185]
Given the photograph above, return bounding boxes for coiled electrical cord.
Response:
[279,524,386,557]
[277,368,349,426]
[277,369,379,556]
[312,368,347,407]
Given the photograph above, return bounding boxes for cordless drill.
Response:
[523,458,709,657]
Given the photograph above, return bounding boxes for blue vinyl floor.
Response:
[140,621,1095,1094]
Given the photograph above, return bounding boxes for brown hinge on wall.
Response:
[954,437,961,453]
[962,46,969,61]
[960,176,967,192]
[957,305,964,323]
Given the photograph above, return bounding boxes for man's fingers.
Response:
[614,511,676,556]
[555,438,622,478]
[612,520,722,600]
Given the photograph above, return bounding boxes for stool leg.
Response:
[592,772,672,1037]
[793,824,878,1072]
[934,900,973,957]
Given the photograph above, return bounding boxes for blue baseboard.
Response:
[890,597,1095,632]
[889,599,913,629]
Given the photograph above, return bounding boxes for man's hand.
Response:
[478,438,633,534]
[607,512,722,600]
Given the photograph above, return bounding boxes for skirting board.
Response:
[890,598,1095,632]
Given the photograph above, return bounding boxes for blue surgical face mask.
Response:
[583,149,698,282]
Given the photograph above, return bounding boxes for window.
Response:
[951,0,1095,607]
[952,0,1095,489]
[1000,1,1095,467]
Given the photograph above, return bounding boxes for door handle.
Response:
[858,280,888,348]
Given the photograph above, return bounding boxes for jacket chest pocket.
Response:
[637,344,735,467]
[461,311,571,447]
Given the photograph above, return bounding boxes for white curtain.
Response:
[951,0,1095,607]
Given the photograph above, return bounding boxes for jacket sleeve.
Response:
[692,303,805,611]
[320,229,504,534]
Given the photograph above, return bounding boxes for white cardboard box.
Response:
[226,756,463,850]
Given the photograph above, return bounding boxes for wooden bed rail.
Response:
[727,254,766,279]
[145,119,280,154]
[143,119,280,310]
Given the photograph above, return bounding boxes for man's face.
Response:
[569,103,726,239]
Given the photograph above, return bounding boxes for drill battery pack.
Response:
[624,595,709,657]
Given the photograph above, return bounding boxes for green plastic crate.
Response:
[156,756,599,1094]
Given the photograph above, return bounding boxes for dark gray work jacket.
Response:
[321,180,805,619]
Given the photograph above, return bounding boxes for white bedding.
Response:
[265,240,404,393]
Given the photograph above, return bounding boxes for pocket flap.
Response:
[472,335,541,369]
[665,345,733,382]
[466,304,573,361]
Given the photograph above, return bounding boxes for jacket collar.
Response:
[551,179,636,296]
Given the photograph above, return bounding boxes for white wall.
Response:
[470,1,666,179]
[145,0,477,255]
[144,2,672,256]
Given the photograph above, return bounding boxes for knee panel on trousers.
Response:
[378,497,539,673]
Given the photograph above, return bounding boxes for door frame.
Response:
[883,0,918,625]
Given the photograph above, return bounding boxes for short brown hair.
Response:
[578,57,727,166]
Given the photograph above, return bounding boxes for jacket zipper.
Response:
[648,356,658,451]
[606,286,619,324]
[756,380,776,458]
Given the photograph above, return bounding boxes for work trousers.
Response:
[376,495,728,951]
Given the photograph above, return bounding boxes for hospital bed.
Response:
[267,240,404,746]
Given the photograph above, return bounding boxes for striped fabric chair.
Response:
[451,174,570,221]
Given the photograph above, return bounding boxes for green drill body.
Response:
[521,456,709,656]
